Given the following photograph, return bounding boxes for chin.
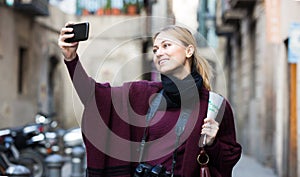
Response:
[159,71,172,76]
[158,66,172,74]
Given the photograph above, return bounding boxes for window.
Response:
[18,47,27,94]
[198,0,218,48]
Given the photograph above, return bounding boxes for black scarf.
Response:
[160,67,203,109]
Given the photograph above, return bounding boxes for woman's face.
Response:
[153,32,192,79]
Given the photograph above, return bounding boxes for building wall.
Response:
[0,0,173,129]
[280,1,300,175]
[0,7,38,127]
[222,1,300,176]
[230,0,278,169]
[0,5,78,128]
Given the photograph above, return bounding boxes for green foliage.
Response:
[105,0,111,9]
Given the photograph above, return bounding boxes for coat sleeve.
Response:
[204,100,242,177]
[64,55,97,106]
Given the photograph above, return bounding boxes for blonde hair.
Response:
[153,25,213,90]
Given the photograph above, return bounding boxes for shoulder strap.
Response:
[138,90,194,163]
[145,90,164,125]
[138,90,163,162]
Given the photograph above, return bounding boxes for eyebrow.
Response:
[153,40,170,48]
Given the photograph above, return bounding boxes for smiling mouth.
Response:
[158,59,169,65]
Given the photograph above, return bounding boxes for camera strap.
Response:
[138,89,193,176]
[138,90,164,163]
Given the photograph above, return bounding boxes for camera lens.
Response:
[164,171,171,177]
[135,165,143,173]
[134,163,153,177]
[151,164,165,176]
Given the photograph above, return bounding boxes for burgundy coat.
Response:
[65,56,242,177]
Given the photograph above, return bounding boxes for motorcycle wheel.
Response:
[18,149,46,177]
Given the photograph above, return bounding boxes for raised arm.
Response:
[58,22,95,106]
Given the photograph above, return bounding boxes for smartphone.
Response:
[65,22,89,43]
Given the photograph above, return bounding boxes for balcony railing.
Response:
[77,0,143,16]
[215,25,235,37]
[229,0,257,9]
[222,9,247,25]
[14,0,49,16]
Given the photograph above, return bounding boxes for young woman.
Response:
[58,24,242,177]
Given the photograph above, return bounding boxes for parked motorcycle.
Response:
[0,130,31,177]
[0,113,60,177]
[34,113,60,155]
[62,127,84,155]
[62,127,86,177]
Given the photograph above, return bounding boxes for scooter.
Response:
[0,130,31,177]
[62,127,84,155]
[62,127,86,177]
[0,113,60,177]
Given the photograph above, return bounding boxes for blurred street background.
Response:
[1,0,300,177]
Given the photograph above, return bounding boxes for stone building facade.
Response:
[216,1,300,177]
[0,1,174,129]
[0,5,75,128]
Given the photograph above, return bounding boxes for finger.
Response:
[65,21,76,27]
[61,33,75,42]
[201,126,218,135]
[202,122,218,129]
[204,117,214,123]
[58,32,75,44]
[58,38,78,48]
[60,27,73,35]
[63,41,78,47]
[202,124,211,129]
[203,124,218,130]
[201,128,212,134]
[204,118,219,127]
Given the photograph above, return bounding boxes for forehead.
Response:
[153,32,184,47]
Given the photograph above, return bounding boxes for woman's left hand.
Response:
[201,118,219,146]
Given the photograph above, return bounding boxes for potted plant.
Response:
[111,0,122,15]
[104,0,112,15]
[96,0,105,15]
[82,8,90,15]
[124,0,138,15]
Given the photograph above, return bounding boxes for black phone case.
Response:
[65,22,89,43]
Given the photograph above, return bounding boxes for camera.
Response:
[134,163,171,177]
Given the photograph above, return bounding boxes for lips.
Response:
[158,58,169,65]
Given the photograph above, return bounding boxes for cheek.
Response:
[153,56,157,64]
[153,57,159,67]
[173,51,187,62]
[171,47,186,58]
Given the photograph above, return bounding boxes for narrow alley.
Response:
[233,154,278,177]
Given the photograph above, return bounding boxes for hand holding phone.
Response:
[65,22,89,43]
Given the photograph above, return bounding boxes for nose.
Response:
[155,48,164,57]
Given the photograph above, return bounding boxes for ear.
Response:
[185,45,195,58]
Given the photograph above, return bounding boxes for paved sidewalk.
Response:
[233,154,278,177]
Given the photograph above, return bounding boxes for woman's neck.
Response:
[160,69,203,108]
[167,66,191,80]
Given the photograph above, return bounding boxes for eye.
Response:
[152,48,157,54]
[162,43,171,48]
